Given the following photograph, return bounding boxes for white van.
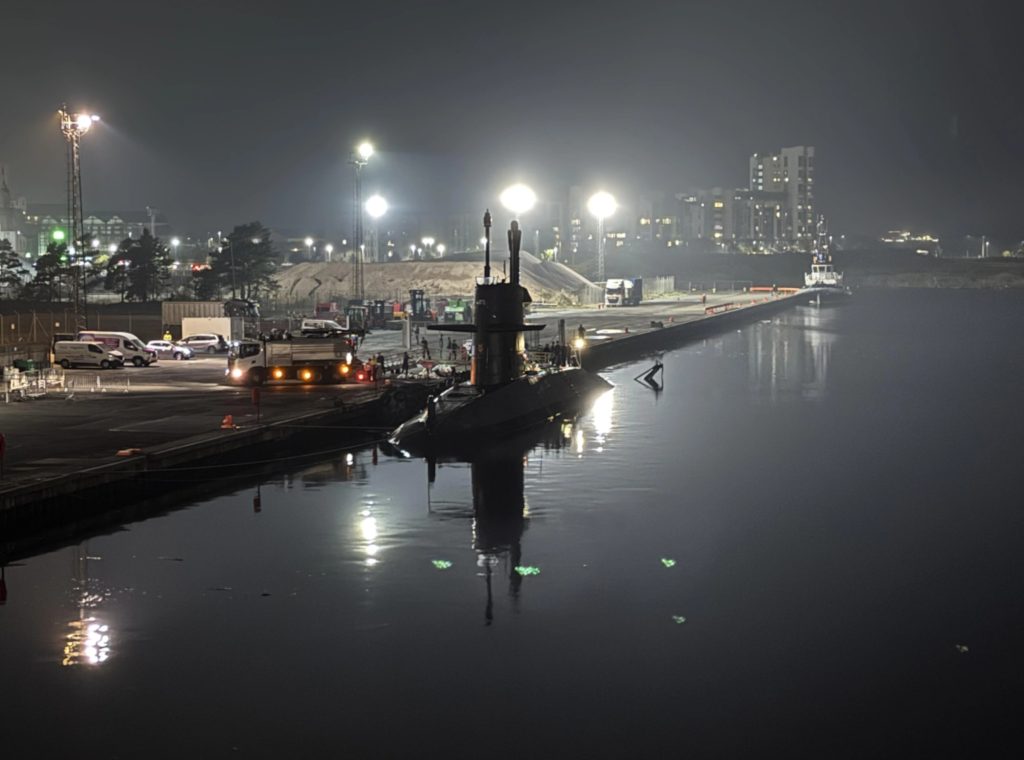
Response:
[55,341,124,369]
[76,331,157,367]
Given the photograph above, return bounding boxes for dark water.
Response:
[2,290,1022,758]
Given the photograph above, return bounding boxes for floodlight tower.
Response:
[59,104,99,327]
[587,191,617,282]
[349,140,374,303]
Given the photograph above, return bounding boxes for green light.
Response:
[660,558,676,568]
[431,560,452,570]
[51,229,66,241]
[514,566,540,576]
[672,615,687,625]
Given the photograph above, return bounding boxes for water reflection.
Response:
[748,307,838,401]
[414,417,580,624]
[62,544,113,667]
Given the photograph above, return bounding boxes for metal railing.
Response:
[1,367,132,403]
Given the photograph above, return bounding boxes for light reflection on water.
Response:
[2,291,1023,756]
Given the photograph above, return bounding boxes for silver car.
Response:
[176,333,229,354]
[145,340,194,360]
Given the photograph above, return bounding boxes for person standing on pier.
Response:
[402,351,410,376]
[421,338,431,360]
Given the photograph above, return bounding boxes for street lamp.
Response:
[349,140,375,301]
[304,236,314,260]
[587,191,617,281]
[325,243,334,262]
[58,106,100,327]
[436,243,446,256]
[365,194,388,263]
[221,238,237,299]
[500,183,537,218]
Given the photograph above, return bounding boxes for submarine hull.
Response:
[388,367,612,458]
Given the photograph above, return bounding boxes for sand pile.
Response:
[273,251,602,306]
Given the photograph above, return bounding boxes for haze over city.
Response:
[2,0,1022,240]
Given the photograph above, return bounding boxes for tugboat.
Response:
[801,215,851,305]
[388,211,613,457]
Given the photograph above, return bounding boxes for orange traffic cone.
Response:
[221,414,235,430]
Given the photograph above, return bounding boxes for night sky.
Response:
[2,0,1022,239]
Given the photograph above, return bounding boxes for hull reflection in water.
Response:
[388,411,587,624]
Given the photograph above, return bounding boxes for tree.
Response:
[204,222,280,302]
[103,230,171,302]
[20,241,70,301]
[0,238,27,296]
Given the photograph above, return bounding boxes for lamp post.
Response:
[364,194,388,264]
[587,191,617,282]
[304,236,314,261]
[58,106,99,327]
[349,140,374,302]
[325,243,334,262]
[221,238,237,299]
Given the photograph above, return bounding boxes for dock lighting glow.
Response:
[304,236,314,247]
[574,337,586,350]
[356,141,375,161]
[108,243,117,254]
[365,194,388,219]
[300,369,313,382]
[272,368,284,380]
[587,191,618,221]
[340,364,350,375]
[345,352,353,364]
[500,183,537,216]
[52,229,66,241]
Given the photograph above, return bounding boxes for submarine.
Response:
[388,211,613,456]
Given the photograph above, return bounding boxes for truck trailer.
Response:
[227,336,363,386]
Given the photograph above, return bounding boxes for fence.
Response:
[0,310,164,346]
[683,280,754,293]
[1,367,133,403]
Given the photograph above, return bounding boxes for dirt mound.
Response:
[273,251,602,306]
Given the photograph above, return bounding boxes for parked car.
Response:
[145,340,194,360]
[177,333,229,354]
[54,341,124,369]
[77,331,157,367]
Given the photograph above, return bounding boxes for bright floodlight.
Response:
[91,238,100,249]
[325,244,334,254]
[356,141,374,161]
[171,237,181,247]
[500,183,537,216]
[108,243,117,253]
[587,191,618,220]
[421,236,435,247]
[75,114,93,132]
[365,194,388,219]
[304,236,314,247]
[436,244,446,255]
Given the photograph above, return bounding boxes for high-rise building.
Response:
[750,146,815,249]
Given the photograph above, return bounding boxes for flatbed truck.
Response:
[227,336,364,386]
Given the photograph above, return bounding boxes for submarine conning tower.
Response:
[429,210,543,390]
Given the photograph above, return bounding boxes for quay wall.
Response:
[582,293,800,371]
